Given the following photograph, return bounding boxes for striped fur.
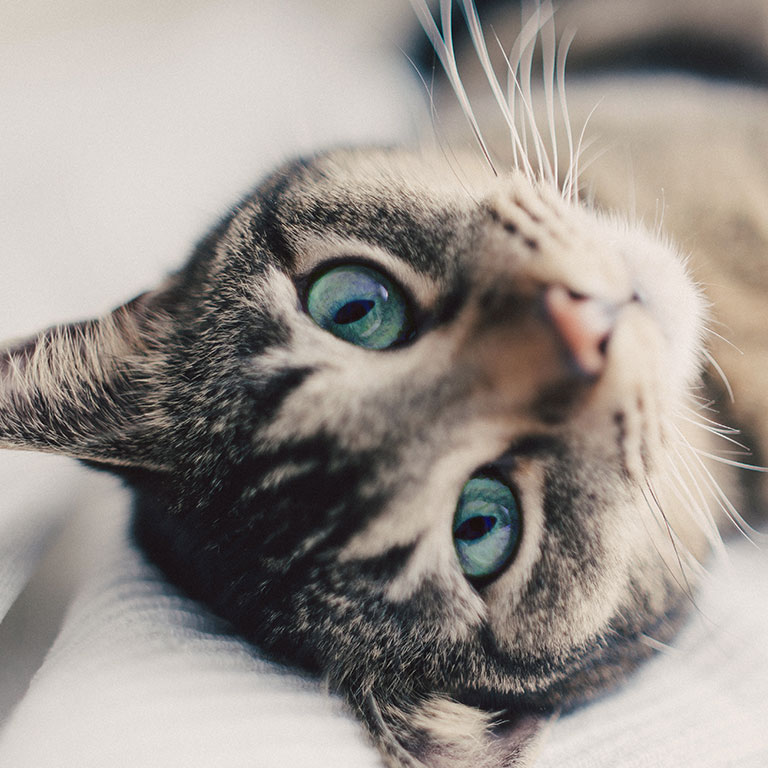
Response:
[3,1,767,765]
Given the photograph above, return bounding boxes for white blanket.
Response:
[2,1,767,765]
[1,459,766,767]
[0,461,380,767]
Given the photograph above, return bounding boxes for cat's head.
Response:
[0,148,713,766]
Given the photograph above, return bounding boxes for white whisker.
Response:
[654,188,666,236]
[639,482,700,606]
[681,402,742,434]
[702,348,735,403]
[495,32,539,181]
[518,5,549,180]
[569,138,609,180]
[690,448,768,473]
[702,326,744,354]
[401,50,487,202]
[676,414,751,453]
[673,424,768,543]
[557,27,577,200]
[667,443,727,559]
[640,633,683,656]
[505,6,553,180]
[571,97,603,201]
[410,0,497,173]
[416,0,581,197]
[458,0,531,177]
[540,1,558,188]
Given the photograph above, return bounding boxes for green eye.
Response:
[453,477,520,579]
[306,265,411,349]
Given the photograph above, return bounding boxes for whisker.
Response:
[676,413,752,453]
[666,451,723,548]
[418,0,579,197]
[510,2,558,181]
[458,1,532,178]
[673,424,768,543]
[503,6,554,181]
[654,188,666,236]
[569,139,609,181]
[639,481,700,610]
[402,49,487,202]
[686,395,719,412]
[639,633,683,656]
[557,27,577,200]
[690,447,768,474]
[702,348,734,403]
[411,0,498,174]
[702,326,743,355]
[540,1,558,189]
[571,98,603,199]
[518,4,550,181]
[681,403,742,434]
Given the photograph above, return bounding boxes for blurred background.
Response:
[1,0,426,339]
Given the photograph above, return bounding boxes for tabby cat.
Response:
[1,1,766,766]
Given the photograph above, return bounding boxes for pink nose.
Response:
[545,285,617,376]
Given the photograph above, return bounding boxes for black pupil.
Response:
[454,515,496,541]
[334,299,375,325]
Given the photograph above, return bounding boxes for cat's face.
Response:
[0,148,711,766]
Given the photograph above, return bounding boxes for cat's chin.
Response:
[354,589,692,768]
[453,586,691,716]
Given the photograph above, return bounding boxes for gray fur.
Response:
[2,2,766,766]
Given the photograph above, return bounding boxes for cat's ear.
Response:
[359,693,550,768]
[0,291,172,472]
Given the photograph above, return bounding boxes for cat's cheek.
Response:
[614,223,707,392]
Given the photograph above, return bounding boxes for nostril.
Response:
[544,285,618,376]
[567,288,588,301]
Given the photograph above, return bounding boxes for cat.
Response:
[1,1,766,766]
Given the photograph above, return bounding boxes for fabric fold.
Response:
[0,453,78,623]
[0,505,380,768]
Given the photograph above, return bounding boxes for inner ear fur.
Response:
[358,692,550,768]
[0,291,173,472]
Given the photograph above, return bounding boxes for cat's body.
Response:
[1,2,766,766]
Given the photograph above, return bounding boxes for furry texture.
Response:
[1,1,767,766]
